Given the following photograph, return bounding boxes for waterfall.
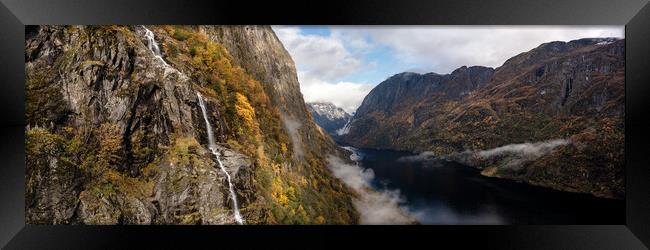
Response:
[140,26,188,79]
[142,26,169,66]
[197,92,244,225]
[336,118,352,136]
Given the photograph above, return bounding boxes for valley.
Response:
[335,38,624,200]
[25,25,625,225]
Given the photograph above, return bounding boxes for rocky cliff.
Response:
[306,102,352,136]
[345,66,494,148]
[25,25,358,224]
[340,38,625,199]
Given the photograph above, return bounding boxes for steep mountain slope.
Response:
[344,66,494,148]
[25,25,358,224]
[306,102,352,136]
[340,38,624,199]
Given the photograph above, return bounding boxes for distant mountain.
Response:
[340,37,625,199]
[306,102,352,136]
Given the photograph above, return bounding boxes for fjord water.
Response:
[354,148,624,224]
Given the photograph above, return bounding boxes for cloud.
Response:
[279,113,304,159]
[273,26,624,112]
[475,139,570,159]
[273,26,374,113]
[298,72,374,113]
[397,151,437,162]
[273,26,366,82]
[354,26,624,74]
[453,139,571,169]
[326,156,413,224]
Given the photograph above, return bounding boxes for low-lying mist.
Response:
[398,139,571,170]
[397,151,436,162]
[454,139,572,169]
[326,156,413,224]
[280,113,304,159]
[474,139,571,159]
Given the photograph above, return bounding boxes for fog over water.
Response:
[337,147,623,225]
[326,155,413,224]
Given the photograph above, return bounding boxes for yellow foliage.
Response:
[271,163,281,174]
[286,186,296,200]
[62,126,75,135]
[299,176,308,187]
[102,168,154,198]
[155,26,359,224]
[315,216,326,225]
[256,145,269,166]
[97,123,122,165]
[277,193,289,207]
[297,205,307,218]
[280,143,288,154]
[271,176,290,207]
[235,92,256,128]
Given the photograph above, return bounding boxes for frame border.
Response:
[1,0,649,249]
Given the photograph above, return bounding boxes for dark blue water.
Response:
[354,148,624,225]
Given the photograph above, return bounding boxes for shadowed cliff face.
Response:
[25,25,358,225]
[340,38,625,199]
[344,66,495,148]
[354,67,495,118]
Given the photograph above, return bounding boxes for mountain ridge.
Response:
[340,37,625,199]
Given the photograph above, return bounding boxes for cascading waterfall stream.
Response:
[142,25,169,66]
[336,118,352,136]
[197,92,244,225]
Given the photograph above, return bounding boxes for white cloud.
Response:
[475,138,571,159]
[279,114,304,159]
[453,139,572,169]
[273,26,374,113]
[273,26,624,112]
[351,26,624,74]
[297,72,373,113]
[273,26,365,82]
[326,155,413,224]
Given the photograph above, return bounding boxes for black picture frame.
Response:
[1,0,649,249]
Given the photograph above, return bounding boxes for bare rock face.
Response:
[150,144,253,225]
[25,148,82,224]
[152,152,227,224]
[77,190,154,225]
[25,25,253,224]
[341,38,625,199]
[26,26,198,175]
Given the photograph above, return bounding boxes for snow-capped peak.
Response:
[307,102,350,120]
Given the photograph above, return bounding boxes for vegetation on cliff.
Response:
[25,25,358,224]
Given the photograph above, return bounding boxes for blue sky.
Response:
[273,26,624,113]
